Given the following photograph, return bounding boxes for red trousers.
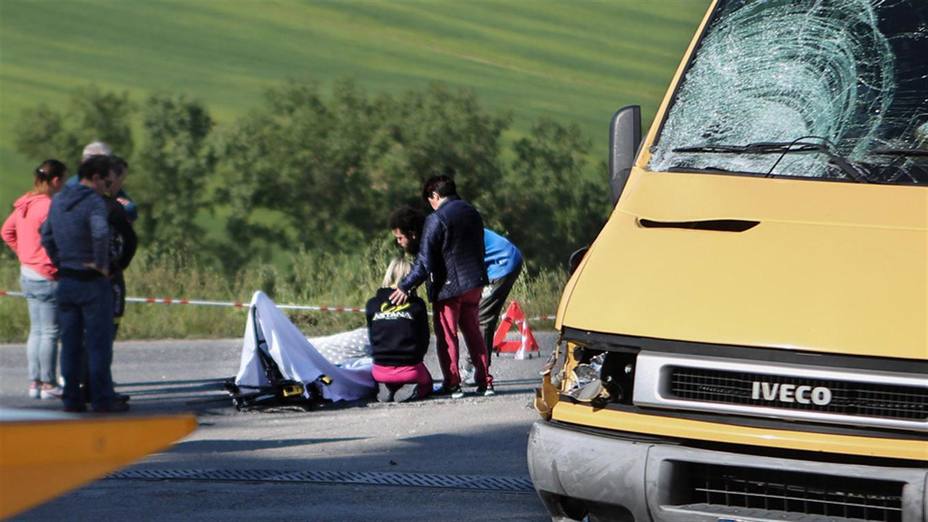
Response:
[434,287,493,388]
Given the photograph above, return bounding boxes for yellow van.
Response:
[528,1,927,521]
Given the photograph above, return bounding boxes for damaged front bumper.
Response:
[527,420,928,522]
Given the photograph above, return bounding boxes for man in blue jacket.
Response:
[41,155,127,413]
[389,175,493,398]
[465,229,522,381]
[389,207,523,385]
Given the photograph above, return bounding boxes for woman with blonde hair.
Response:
[365,257,433,402]
[2,159,67,399]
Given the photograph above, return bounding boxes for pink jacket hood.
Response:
[2,192,57,279]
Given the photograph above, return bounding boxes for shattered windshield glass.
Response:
[649,0,928,185]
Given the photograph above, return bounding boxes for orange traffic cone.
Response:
[492,301,539,360]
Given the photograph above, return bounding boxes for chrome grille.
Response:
[669,368,927,421]
[633,352,928,431]
[678,463,904,522]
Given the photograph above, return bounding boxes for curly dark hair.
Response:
[388,205,425,237]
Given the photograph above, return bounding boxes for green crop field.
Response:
[0,0,709,209]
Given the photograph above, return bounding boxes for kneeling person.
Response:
[366,258,432,402]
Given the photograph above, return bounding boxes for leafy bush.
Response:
[15,81,610,275]
[6,80,599,340]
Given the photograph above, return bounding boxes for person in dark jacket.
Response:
[40,155,126,413]
[389,175,493,398]
[105,156,137,336]
[388,206,522,385]
[366,257,432,402]
[76,157,137,406]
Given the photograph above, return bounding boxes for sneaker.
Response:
[433,384,464,399]
[392,384,418,403]
[476,385,496,397]
[39,384,63,400]
[376,384,393,403]
[28,382,41,399]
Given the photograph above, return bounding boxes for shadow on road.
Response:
[170,437,367,453]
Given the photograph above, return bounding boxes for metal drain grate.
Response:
[107,468,535,493]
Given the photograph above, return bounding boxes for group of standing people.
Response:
[2,142,137,413]
[366,174,522,402]
[6,153,517,409]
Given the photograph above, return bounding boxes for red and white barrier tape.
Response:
[123,296,365,313]
[1,289,553,320]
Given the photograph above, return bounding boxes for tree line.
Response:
[15,81,611,274]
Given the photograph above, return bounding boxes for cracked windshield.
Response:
[649,0,928,185]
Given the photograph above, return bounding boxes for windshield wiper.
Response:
[673,142,825,155]
[672,139,870,182]
[667,165,736,173]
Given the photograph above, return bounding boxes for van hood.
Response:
[558,169,928,360]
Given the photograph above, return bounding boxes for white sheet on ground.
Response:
[308,327,372,367]
[234,291,375,402]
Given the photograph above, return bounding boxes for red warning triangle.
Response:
[492,301,539,358]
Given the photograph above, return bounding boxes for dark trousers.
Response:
[58,276,115,410]
[462,261,523,374]
[81,271,126,402]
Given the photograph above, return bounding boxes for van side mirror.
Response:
[609,105,642,205]
[568,246,588,275]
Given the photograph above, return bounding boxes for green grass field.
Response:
[0,0,709,209]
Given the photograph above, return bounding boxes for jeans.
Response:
[57,276,115,409]
[20,275,59,383]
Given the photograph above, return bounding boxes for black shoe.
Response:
[476,385,496,397]
[376,384,393,403]
[92,401,130,413]
[432,384,463,398]
[85,392,129,404]
[64,403,86,413]
[392,384,418,403]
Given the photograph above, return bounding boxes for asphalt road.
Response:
[0,331,557,521]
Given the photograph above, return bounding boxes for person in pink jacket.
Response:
[2,160,67,399]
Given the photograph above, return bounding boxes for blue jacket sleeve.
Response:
[117,189,138,223]
[89,196,110,271]
[39,218,58,268]
[399,214,443,294]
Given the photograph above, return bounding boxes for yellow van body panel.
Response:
[536,0,928,517]
[552,402,928,461]
[558,169,928,359]
[0,412,197,518]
